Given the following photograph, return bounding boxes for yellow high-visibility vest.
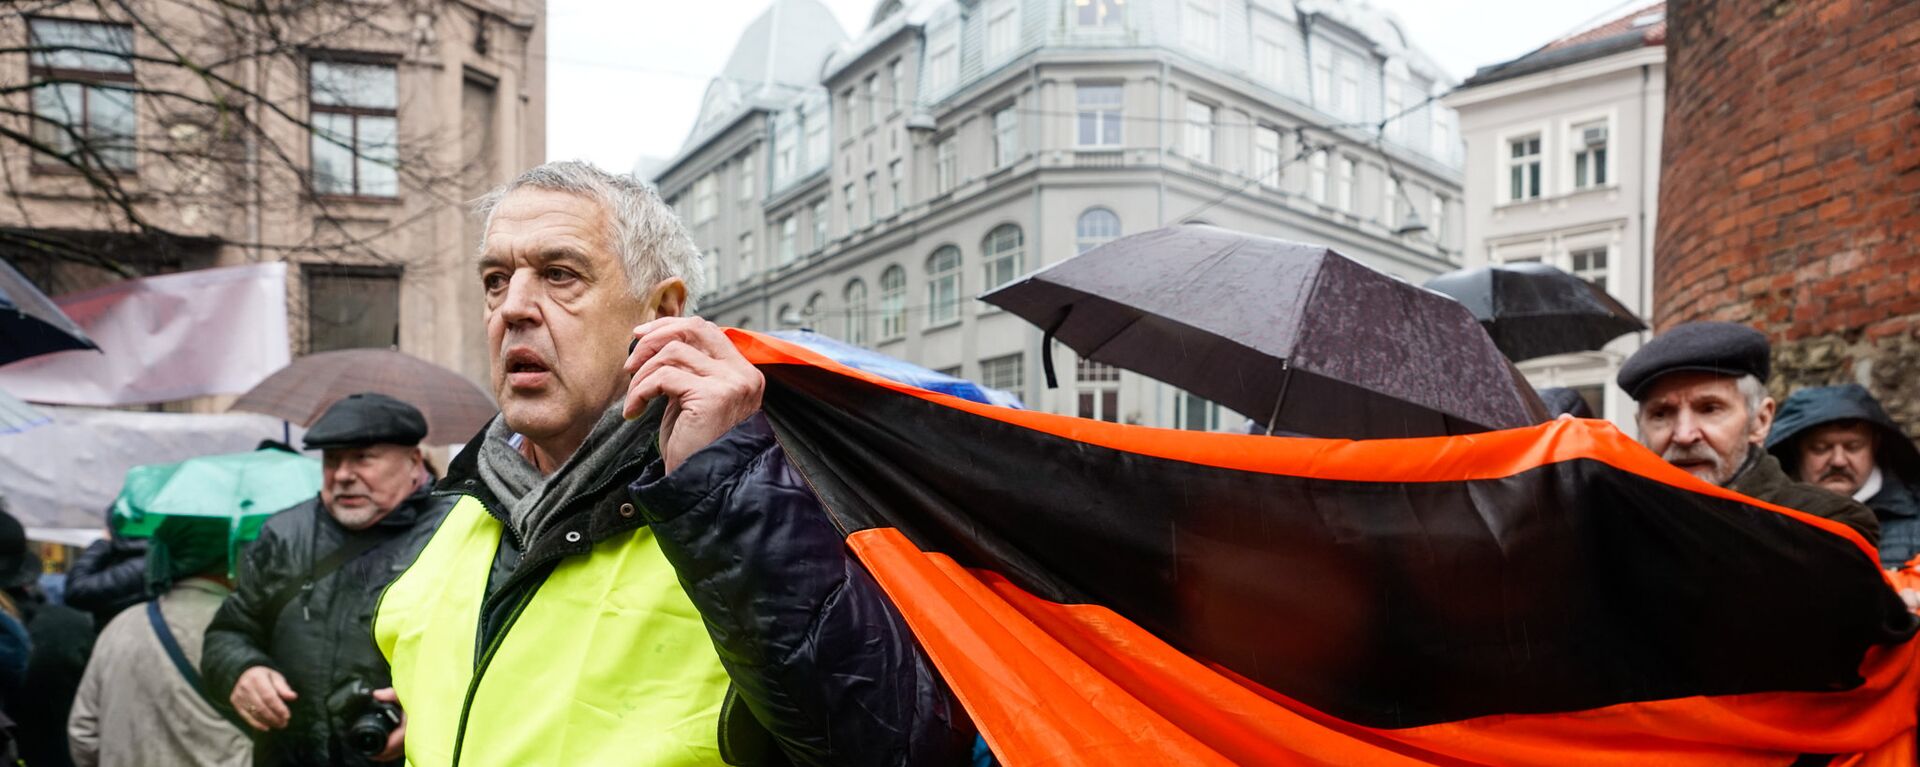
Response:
[374,495,731,766]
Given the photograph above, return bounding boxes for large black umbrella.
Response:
[0,258,98,366]
[981,225,1547,439]
[1423,262,1646,362]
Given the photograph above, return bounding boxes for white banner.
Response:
[0,262,290,406]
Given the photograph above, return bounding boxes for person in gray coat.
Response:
[1768,384,1920,567]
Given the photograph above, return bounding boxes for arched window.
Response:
[843,279,869,346]
[879,265,907,340]
[776,303,796,328]
[927,246,962,326]
[736,316,753,331]
[1076,207,1121,254]
[803,291,825,333]
[982,224,1024,291]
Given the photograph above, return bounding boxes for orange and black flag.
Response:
[733,330,1920,766]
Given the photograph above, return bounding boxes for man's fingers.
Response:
[269,671,298,701]
[633,341,722,387]
[625,365,701,419]
[626,318,743,373]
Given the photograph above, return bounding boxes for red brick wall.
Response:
[1658,0,1920,427]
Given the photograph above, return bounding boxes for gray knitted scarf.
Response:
[475,402,656,544]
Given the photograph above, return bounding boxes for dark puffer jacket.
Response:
[1768,384,1920,566]
[63,535,149,629]
[201,485,452,766]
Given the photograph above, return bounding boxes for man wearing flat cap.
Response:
[202,393,454,766]
[1618,322,1878,542]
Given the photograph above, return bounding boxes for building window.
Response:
[1184,99,1214,165]
[1335,156,1356,213]
[879,265,907,340]
[888,159,903,214]
[737,231,755,284]
[1573,121,1608,189]
[737,153,755,201]
[927,25,958,93]
[1308,151,1328,205]
[865,172,878,225]
[776,303,794,328]
[1076,208,1120,254]
[701,248,720,296]
[936,136,957,193]
[843,279,870,346]
[812,198,830,250]
[1254,126,1282,186]
[778,216,797,264]
[841,87,857,130]
[1076,357,1121,422]
[1174,390,1220,431]
[986,0,1020,61]
[889,58,905,109]
[28,18,136,171]
[842,183,855,231]
[306,265,400,352]
[804,291,825,330]
[1430,194,1448,244]
[980,353,1025,400]
[927,246,962,326]
[1384,79,1406,141]
[1508,135,1542,201]
[1570,246,1608,290]
[1182,0,1219,53]
[982,224,1024,291]
[774,122,797,184]
[1075,0,1123,28]
[804,110,829,167]
[992,106,1020,169]
[1311,45,1332,110]
[1383,176,1400,228]
[1076,84,1123,147]
[694,173,717,221]
[1335,53,1362,121]
[310,59,399,197]
[1253,34,1286,87]
[864,74,880,127]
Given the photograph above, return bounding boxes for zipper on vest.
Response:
[448,584,536,767]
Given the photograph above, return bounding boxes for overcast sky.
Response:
[546,0,1651,174]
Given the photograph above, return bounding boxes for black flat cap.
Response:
[303,392,429,450]
[1617,322,1770,400]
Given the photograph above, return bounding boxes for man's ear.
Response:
[645,277,688,320]
[1750,397,1777,444]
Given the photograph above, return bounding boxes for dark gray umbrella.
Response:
[1423,262,1646,362]
[980,225,1547,439]
[0,258,98,366]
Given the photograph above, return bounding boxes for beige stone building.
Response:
[0,0,547,392]
[1444,3,1664,434]
[657,0,1465,430]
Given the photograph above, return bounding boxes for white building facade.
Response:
[656,0,1466,430]
[1443,3,1665,433]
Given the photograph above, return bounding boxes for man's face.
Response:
[321,444,422,530]
[1796,420,1878,496]
[1636,372,1775,486]
[479,189,664,445]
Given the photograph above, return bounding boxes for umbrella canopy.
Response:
[0,257,98,366]
[0,389,48,435]
[768,329,1024,407]
[981,225,1547,439]
[111,446,321,563]
[1423,261,1646,362]
[230,348,496,444]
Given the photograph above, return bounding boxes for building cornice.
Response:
[1444,46,1665,110]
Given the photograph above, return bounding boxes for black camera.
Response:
[341,681,402,758]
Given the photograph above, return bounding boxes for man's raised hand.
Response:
[624,318,765,473]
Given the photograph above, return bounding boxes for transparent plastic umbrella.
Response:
[111,446,321,564]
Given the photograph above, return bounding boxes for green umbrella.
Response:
[111,446,321,573]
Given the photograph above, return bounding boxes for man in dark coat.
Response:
[63,521,149,631]
[1,500,93,767]
[1617,322,1878,543]
[1767,384,1920,567]
[201,393,453,766]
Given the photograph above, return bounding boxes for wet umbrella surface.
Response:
[982,225,1546,439]
[1424,261,1647,362]
[0,257,97,366]
[230,348,496,444]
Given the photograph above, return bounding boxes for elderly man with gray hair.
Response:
[1617,321,1878,543]
[370,161,976,767]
